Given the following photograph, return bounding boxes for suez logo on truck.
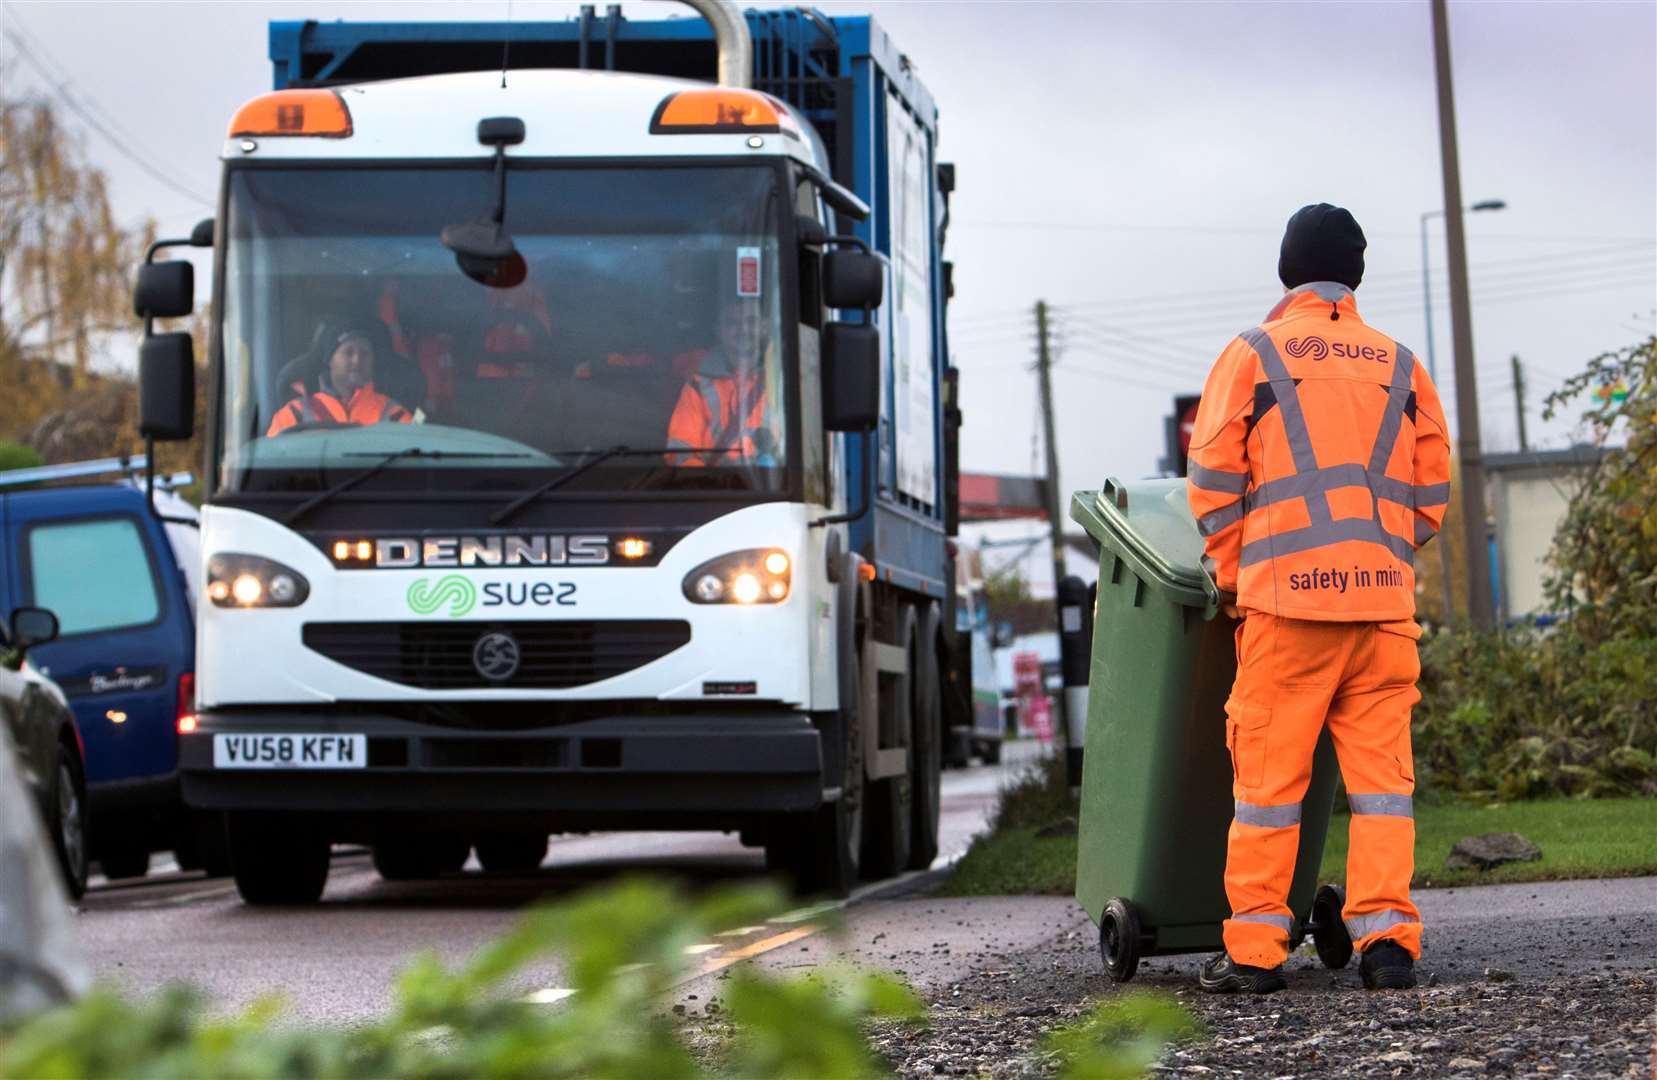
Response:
[405,574,576,617]
[326,534,611,615]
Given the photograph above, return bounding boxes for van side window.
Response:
[27,518,161,635]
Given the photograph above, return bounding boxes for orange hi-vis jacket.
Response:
[1186,283,1451,621]
[266,381,414,437]
[666,354,773,466]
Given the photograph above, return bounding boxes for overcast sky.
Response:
[3,0,1653,583]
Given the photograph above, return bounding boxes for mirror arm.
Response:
[811,430,875,529]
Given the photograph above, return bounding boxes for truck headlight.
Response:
[207,553,310,608]
[682,549,791,604]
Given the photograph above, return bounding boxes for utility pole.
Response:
[1034,300,1074,780]
[1511,354,1529,452]
[1420,215,1458,623]
[1431,0,1495,628]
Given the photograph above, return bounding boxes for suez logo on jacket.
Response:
[1283,336,1391,364]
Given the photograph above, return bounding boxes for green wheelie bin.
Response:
[1069,477,1352,982]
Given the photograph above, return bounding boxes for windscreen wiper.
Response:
[489,444,725,525]
[285,448,530,525]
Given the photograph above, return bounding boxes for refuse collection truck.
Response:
[134,1,964,904]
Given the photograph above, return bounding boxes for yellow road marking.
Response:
[698,924,819,977]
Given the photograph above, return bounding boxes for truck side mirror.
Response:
[822,322,879,432]
[823,250,883,310]
[9,607,59,653]
[140,333,196,441]
[190,217,215,248]
[133,261,194,320]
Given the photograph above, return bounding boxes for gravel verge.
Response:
[685,879,1657,1078]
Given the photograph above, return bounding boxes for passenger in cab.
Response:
[666,298,778,466]
[267,324,416,436]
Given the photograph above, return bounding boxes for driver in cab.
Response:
[267,324,416,436]
[666,298,779,466]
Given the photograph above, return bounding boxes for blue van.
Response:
[0,457,214,879]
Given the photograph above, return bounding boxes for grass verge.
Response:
[945,793,1657,897]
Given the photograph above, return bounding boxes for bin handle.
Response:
[1100,476,1128,511]
[1197,557,1226,621]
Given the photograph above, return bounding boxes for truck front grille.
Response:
[301,620,691,690]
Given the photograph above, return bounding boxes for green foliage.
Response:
[1541,335,1657,642]
[992,750,1076,832]
[0,441,44,473]
[940,825,1078,897]
[1044,992,1200,1080]
[1412,337,1657,800]
[0,878,922,1080]
[1414,625,1657,798]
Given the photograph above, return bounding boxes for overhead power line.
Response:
[2,22,214,208]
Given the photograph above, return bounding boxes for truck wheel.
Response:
[228,813,330,905]
[98,843,151,881]
[474,833,548,874]
[372,835,470,881]
[176,814,233,877]
[49,749,89,900]
[976,739,1002,766]
[862,607,916,879]
[907,605,943,870]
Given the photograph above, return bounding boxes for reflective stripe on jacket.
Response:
[1186,282,1451,621]
[666,362,772,466]
[266,382,413,436]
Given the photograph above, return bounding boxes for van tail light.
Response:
[177,672,198,734]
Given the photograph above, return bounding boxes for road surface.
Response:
[72,740,1039,1023]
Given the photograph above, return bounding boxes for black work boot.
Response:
[1198,952,1286,994]
[1360,941,1418,990]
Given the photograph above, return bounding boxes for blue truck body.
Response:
[0,471,200,870]
[268,8,959,600]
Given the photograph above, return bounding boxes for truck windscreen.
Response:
[216,164,787,498]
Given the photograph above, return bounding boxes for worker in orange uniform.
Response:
[666,299,780,466]
[1186,204,1451,994]
[267,325,416,435]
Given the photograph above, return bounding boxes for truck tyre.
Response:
[228,813,330,905]
[98,842,151,882]
[175,813,233,877]
[907,604,943,870]
[862,606,916,879]
[49,748,89,900]
[372,835,470,881]
[773,558,867,898]
[976,738,1002,766]
[474,833,548,874]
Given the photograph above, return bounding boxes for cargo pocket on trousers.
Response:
[1395,727,1416,786]
[1224,701,1272,790]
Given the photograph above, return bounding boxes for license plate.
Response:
[213,734,367,769]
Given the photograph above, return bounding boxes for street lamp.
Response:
[1419,198,1506,622]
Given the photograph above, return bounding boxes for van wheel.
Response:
[49,749,89,899]
[228,813,330,905]
[474,833,548,874]
[372,835,469,881]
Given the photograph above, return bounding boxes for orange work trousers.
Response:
[1222,613,1424,968]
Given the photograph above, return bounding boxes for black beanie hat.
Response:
[1278,203,1366,291]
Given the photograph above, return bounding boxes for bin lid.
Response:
[1069,477,1214,609]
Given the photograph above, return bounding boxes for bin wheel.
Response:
[1099,897,1145,983]
[1311,883,1353,970]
